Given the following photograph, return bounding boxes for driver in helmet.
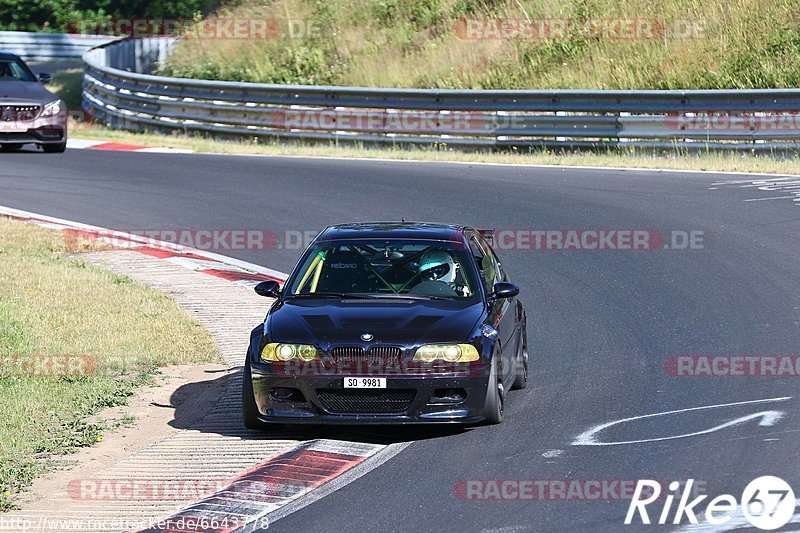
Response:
[410,249,468,297]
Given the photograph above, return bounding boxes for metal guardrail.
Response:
[0,31,118,61]
[82,37,800,151]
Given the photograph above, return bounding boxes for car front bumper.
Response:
[0,115,66,145]
[250,363,492,425]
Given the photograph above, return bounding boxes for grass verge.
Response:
[160,0,800,90]
[69,121,800,176]
[0,217,220,510]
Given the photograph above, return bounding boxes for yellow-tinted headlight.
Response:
[413,344,480,363]
[261,343,318,362]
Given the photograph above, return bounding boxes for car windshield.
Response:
[0,58,36,82]
[286,239,481,301]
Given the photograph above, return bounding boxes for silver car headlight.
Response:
[40,100,63,117]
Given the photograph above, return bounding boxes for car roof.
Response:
[316,222,473,243]
[0,51,21,60]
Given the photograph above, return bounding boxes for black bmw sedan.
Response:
[243,222,527,426]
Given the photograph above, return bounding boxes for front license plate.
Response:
[344,377,386,389]
[0,123,26,133]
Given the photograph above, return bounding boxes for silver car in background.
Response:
[0,52,67,153]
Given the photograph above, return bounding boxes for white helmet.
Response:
[418,250,457,283]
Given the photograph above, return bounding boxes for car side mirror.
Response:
[491,282,519,299]
[254,280,281,298]
[38,73,52,84]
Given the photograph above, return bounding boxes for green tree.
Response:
[0,0,221,32]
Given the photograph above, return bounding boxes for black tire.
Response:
[42,142,66,153]
[0,144,23,152]
[242,350,267,430]
[511,325,528,390]
[482,354,504,424]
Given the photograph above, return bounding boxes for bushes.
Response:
[0,0,220,32]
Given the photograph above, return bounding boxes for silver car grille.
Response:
[0,105,40,122]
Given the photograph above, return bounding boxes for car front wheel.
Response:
[511,324,528,390]
[242,349,266,429]
[482,354,504,424]
[42,142,67,153]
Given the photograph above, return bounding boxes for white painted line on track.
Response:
[740,180,800,187]
[572,397,793,446]
[743,196,798,201]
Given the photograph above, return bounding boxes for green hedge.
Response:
[0,0,221,32]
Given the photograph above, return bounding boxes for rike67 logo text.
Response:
[625,477,796,530]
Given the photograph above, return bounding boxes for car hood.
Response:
[266,298,485,347]
[0,81,56,104]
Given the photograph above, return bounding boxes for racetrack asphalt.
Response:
[2,148,799,531]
